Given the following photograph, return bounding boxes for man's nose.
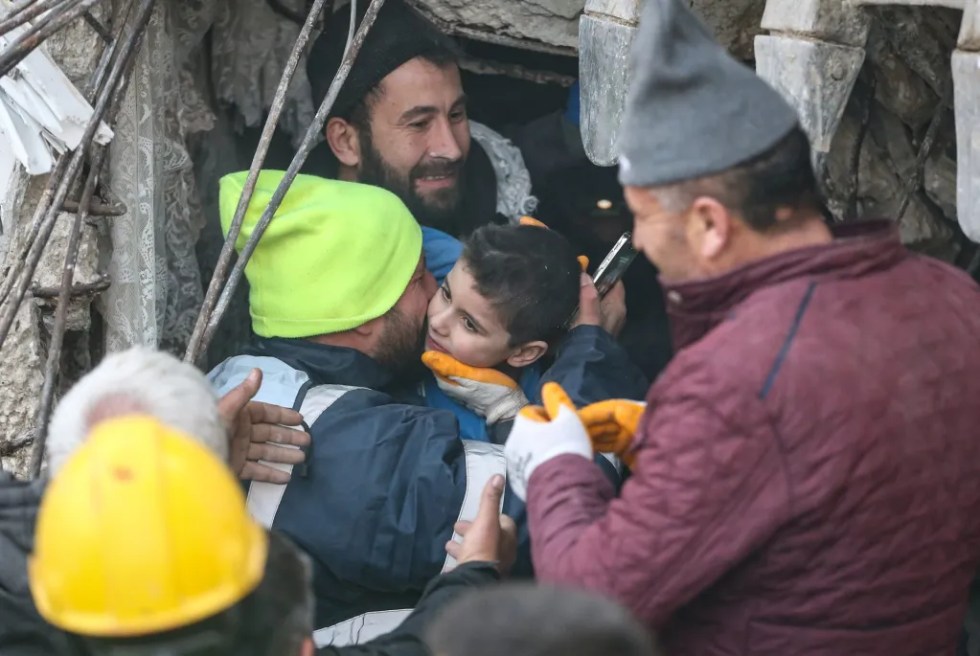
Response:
[429,117,463,161]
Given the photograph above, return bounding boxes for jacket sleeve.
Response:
[541,326,649,406]
[526,393,791,628]
[0,476,72,656]
[317,563,500,656]
[275,390,468,595]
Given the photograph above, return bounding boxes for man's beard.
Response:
[373,305,428,383]
[358,132,465,232]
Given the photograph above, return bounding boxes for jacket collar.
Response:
[248,337,397,391]
[662,220,908,349]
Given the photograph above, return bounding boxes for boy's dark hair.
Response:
[657,126,823,232]
[425,583,662,656]
[461,224,580,347]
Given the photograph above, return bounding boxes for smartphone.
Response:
[592,232,638,296]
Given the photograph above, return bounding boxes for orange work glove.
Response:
[576,399,647,468]
[521,383,645,468]
[422,351,529,425]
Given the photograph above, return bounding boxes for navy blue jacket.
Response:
[208,326,647,636]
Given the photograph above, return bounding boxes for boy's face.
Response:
[425,262,519,369]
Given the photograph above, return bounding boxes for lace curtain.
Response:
[99,0,313,354]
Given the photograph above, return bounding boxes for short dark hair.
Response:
[68,532,313,656]
[461,224,580,347]
[307,0,459,127]
[425,583,661,656]
[657,126,823,232]
[345,49,459,133]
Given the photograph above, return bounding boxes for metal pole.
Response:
[0,0,65,38]
[195,0,387,360]
[183,0,387,363]
[28,148,105,477]
[0,157,71,306]
[0,0,103,78]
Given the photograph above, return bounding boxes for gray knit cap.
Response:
[617,0,800,187]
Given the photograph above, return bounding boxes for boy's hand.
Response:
[422,352,529,425]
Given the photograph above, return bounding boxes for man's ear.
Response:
[505,341,548,369]
[300,637,315,656]
[688,196,732,262]
[325,117,362,168]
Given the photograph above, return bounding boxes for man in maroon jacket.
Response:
[501,0,980,653]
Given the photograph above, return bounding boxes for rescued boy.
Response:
[422,223,581,443]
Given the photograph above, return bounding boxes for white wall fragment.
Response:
[0,4,113,176]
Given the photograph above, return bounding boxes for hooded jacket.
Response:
[526,221,980,655]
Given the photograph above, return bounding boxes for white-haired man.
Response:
[0,346,310,655]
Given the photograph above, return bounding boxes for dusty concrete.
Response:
[756,34,865,154]
[413,0,582,51]
[0,303,45,476]
[412,0,765,56]
[0,13,105,477]
[691,0,766,60]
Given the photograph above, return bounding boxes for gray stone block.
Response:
[578,8,638,166]
[953,49,980,242]
[412,0,766,56]
[761,0,871,47]
[959,0,980,50]
[755,34,865,153]
[582,0,641,20]
[411,0,583,52]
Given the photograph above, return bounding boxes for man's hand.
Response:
[578,399,647,468]
[446,475,518,574]
[422,352,529,425]
[571,273,627,338]
[217,369,311,484]
[504,383,593,501]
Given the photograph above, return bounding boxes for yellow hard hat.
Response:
[29,415,268,637]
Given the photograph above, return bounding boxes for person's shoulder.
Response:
[648,285,807,413]
[306,383,464,447]
[903,251,980,304]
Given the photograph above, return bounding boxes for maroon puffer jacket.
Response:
[527,222,980,655]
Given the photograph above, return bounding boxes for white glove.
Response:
[504,403,592,501]
[422,351,529,425]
